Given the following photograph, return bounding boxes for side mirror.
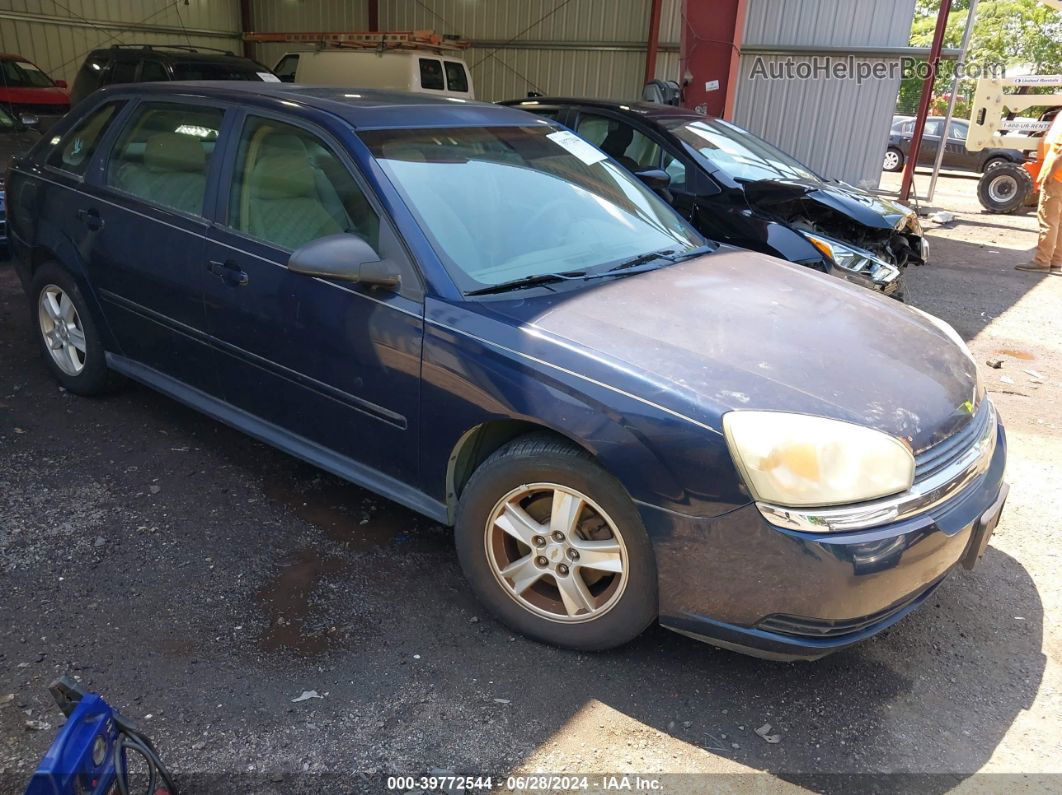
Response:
[53,79,68,89]
[19,113,39,128]
[287,233,401,289]
[635,168,673,203]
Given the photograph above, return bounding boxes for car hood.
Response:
[0,86,70,106]
[741,177,914,231]
[510,249,977,453]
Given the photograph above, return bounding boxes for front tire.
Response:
[455,434,657,651]
[29,263,121,395]
[977,162,1034,214]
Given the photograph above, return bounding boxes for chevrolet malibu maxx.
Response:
[6,84,1007,659]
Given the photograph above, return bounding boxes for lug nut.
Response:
[532,535,546,547]
[535,556,548,567]
[556,563,569,576]
[551,531,565,542]
[567,548,579,560]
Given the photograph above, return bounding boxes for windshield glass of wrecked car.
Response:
[360,125,702,292]
[667,117,821,183]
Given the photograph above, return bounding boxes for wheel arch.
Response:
[445,419,596,522]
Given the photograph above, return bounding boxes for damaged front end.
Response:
[742,179,927,299]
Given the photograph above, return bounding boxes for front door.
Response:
[202,112,424,482]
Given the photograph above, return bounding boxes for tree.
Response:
[897,0,1062,115]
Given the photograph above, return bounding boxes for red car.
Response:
[0,54,70,130]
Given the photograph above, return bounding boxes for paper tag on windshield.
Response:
[258,72,281,82]
[547,130,607,165]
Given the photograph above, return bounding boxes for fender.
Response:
[420,300,748,521]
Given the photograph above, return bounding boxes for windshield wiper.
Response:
[597,244,716,276]
[464,270,585,296]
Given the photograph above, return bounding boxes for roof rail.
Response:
[107,44,237,56]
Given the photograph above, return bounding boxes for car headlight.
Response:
[802,229,896,275]
[723,412,915,508]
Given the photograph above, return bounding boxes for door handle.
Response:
[76,208,103,231]
[208,259,249,287]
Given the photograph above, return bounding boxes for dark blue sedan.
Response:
[6,83,1008,660]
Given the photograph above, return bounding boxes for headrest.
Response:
[250,154,316,200]
[144,133,205,173]
[260,133,307,156]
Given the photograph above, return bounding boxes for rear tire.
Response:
[883,147,904,172]
[454,433,657,651]
[977,162,1034,214]
[29,262,122,395]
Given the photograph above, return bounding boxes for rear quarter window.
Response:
[46,101,124,176]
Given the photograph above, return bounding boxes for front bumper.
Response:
[641,423,1007,661]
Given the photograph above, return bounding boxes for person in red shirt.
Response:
[1017,112,1062,274]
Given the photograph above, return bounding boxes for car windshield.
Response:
[665,117,821,183]
[361,125,702,293]
[0,59,54,88]
[171,61,266,81]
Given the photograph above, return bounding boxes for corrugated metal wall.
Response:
[733,0,916,187]
[249,0,681,101]
[0,0,242,86]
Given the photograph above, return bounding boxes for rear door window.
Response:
[419,58,444,91]
[226,115,380,252]
[105,102,223,216]
[47,101,124,177]
[444,61,468,93]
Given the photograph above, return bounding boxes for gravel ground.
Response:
[1,170,1060,793]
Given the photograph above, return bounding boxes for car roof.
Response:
[501,96,707,123]
[90,82,546,129]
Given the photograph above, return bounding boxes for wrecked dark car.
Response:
[0,104,42,246]
[502,98,926,299]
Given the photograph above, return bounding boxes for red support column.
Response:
[680,0,746,117]
[899,0,952,204]
[644,0,663,85]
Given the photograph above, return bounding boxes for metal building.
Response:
[0,0,922,186]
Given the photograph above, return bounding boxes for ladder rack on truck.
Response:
[243,29,470,51]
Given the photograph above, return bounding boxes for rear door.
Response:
[80,98,228,394]
[201,110,424,481]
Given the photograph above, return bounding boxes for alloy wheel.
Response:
[484,483,628,623]
[38,285,87,376]
[883,150,901,170]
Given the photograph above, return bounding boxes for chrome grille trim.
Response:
[915,399,992,482]
[757,400,998,533]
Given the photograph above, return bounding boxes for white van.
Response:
[273,49,475,100]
